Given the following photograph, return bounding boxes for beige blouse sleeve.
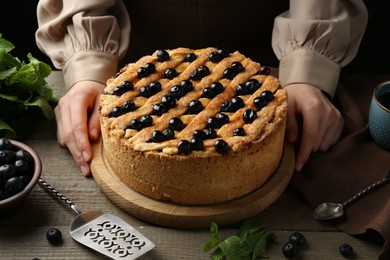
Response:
[272,0,368,97]
[36,0,130,89]
[36,0,368,96]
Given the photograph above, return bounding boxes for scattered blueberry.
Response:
[46,227,63,245]
[282,232,306,258]
[282,242,299,258]
[339,243,354,257]
[289,232,306,247]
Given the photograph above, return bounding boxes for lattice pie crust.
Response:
[100,47,287,205]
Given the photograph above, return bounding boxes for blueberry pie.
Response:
[100,47,287,205]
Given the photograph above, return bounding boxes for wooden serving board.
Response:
[90,140,295,229]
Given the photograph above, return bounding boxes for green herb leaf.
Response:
[203,222,223,252]
[219,235,251,259]
[0,35,15,53]
[0,34,57,139]
[204,219,277,259]
[237,219,264,239]
[211,248,225,260]
[252,231,277,259]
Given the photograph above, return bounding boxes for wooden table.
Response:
[0,71,383,259]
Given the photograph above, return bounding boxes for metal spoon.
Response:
[313,171,390,220]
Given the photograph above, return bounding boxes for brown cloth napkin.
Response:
[291,74,390,259]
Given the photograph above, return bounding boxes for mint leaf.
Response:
[212,248,225,260]
[0,51,22,77]
[237,219,264,239]
[0,34,57,139]
[219,236,251,259]
[0,66,17,81]
[252,231,277,259]
[203,222,223,252]
[204,219,277,259]
[0,34,15,53]
[25,96,55,119]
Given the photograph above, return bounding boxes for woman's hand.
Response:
[284,83,344,172]
[55,81,105,176]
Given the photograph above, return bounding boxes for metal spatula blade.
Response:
[39,178,155,259]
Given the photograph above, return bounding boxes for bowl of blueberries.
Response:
[0,138,42,217]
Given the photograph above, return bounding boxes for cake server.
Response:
[38,178,155,259]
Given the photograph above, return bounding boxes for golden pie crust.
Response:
[100,47,287,205]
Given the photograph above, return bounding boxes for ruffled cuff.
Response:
[279,48,341,98]
[63,51,119,90]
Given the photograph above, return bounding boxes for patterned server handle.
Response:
[38,178,82,215]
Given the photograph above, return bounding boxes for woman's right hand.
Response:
[284,83,344,172]
[55,80,105,176]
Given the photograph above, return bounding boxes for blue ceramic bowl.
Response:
[369,81,390,151]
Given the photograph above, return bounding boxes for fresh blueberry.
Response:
[46,228,63,245]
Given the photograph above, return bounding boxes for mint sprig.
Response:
[0,33,58,139]
[204,220,277,259]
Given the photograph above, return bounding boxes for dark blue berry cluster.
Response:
[0,138,35,201]
[282,232,306,258]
